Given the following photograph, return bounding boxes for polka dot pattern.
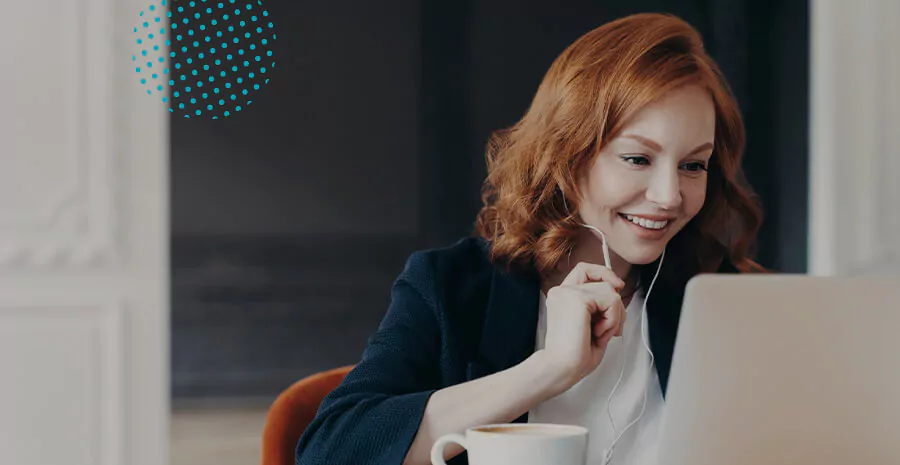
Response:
[134,0,275,118]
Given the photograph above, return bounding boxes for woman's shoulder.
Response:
[397,236,499,307]
[399,236,494,282]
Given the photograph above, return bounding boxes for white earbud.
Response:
[579,223,665,465]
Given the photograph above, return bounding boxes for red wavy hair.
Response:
[474,12,765,286]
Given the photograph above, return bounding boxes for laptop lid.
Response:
[657,274,900,465]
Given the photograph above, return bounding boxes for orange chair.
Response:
[261,365,355,465]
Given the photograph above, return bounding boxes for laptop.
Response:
[656,274,900,465]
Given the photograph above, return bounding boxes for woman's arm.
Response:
[294,254,443,465]
[295,253,623,465]
[404,262,627,465]
[403,350,565,465]
[296,258,565,465]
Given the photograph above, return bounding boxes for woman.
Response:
[295,12,763,465]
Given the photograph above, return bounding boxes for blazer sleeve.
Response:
[295,251,444,465]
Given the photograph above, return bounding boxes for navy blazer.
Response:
[295,236,737,465]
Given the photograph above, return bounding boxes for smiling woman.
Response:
[476,16,766,290]
[295,12,766,465]
[576,85,716,265]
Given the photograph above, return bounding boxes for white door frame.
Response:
[0,0,170,464]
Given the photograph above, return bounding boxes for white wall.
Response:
[809,0,900,275]
[0,0,169,464]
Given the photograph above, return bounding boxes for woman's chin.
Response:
[618,246,667,266]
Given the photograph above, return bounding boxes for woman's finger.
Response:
[593,316,616,338]
[561,261,625,288]
[575,282,625,330]
[595,327,616,349]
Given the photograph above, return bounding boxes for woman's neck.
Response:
[540,229,638,295]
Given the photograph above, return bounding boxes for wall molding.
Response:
[0,0,119,269]
[0,301,125,465]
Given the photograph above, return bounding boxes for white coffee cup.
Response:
[430,423,588,465]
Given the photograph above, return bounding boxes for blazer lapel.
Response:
[648,259,741,397]
[466,264,540,390]
[645,281,685,398]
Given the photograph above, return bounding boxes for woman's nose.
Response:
[645,167,682,210]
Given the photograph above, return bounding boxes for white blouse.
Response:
[528,290,664,465]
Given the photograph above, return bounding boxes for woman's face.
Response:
[577,84,716,266]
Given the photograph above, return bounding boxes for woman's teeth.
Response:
[623,214,669,230]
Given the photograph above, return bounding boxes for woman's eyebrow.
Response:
[621,134,713,155]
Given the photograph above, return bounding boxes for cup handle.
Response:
[430,433,468,465]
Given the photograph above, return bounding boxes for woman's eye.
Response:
[682,162,708,173]
[622,155,650,166]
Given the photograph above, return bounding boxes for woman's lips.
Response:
[617,212,672,239]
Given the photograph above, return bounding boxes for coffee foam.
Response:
[474,425,584,437]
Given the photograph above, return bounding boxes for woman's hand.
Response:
[539,262,626,394]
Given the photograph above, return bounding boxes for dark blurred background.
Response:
[170,0,809,403]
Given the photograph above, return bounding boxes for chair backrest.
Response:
[260,365,355,465]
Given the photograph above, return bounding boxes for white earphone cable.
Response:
[579,223,664,465]
[603,247,663,465]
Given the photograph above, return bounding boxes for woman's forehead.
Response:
[608,87,715,150]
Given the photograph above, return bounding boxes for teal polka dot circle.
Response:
[134,0,275,118]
